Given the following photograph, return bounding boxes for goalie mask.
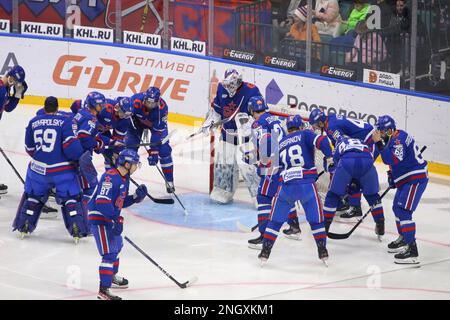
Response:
[222,69,243,98]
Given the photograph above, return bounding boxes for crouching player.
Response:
[246,96,301,249]
[259,115,333,266]
[88,149,147,300]
[322,136,385,240]
[373,115,428,264]
[13,96,88,242]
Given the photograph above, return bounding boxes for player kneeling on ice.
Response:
[12,96,88,241]
[259,115,333,266]
[245,96,302,249]
[201,69,262,204]
[373,116,428,265]
[88,149,147,300]
[322,136,385,240]
[1,65,28,196]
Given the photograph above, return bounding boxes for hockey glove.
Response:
[94,136,105,154]
[147,149,159,166]
[323,156,334,173]
[13,81,28,99]
[112,216,124,236]
[387,170,396,189]
[133,184,147,203]
[112,140,125,153]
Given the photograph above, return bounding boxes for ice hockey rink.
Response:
[0,104,450,300]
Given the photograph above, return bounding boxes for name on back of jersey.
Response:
[280,134,302,149]
[31,118,64,129]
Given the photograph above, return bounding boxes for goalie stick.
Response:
[0,146,58,213]
[327,145,427,240]
[124,236,198,289]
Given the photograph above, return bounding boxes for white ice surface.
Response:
[0,105,449,300]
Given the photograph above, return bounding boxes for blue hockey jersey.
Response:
[325,114,375,147]
[131,93,168,134]
[25,112,84,176]
[278,129,332,183]
[377,130,428,187]
[88,168,135,225]
[0,79,20,120]
[74,108,101,152]
[333,137,373,164]
[97,98,130,145]
[213,82,261,134]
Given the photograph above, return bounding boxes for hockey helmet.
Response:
[117,149,140,167]
[308,108,326,126]
[85,91,106,110]
[222,68,243,98]
[286,115,304,130]
[7,65,25,84]
[116,97,133,119]
[376,115,396,132]
[248,95,268,114]
[144,87,161,108]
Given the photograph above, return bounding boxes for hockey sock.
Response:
[364,193,385,222]
[395,217,402,234]
[160,156,174,182]
[309,222,327,246]
[394,207,416,244]
[263,220,283,246]
[99,259,114,288]
[323,191,340,223]
[348,192,362,207]
[257,195,271,233]
[113,258,120,275]
[287,206,297,224]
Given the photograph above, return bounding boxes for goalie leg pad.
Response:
[238,162,260,198]
[12,193,45,234]
[210,140,238,204]
[62,199,89,238]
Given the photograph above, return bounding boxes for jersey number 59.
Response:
[34,129,57,153]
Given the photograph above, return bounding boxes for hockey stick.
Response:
[124,236,198,289]
[0,147,58,213]
[236,169,326,233]
[104,129,177,150]
[155,165,188,215]
[186,97,245,140]
[327,145,427,240]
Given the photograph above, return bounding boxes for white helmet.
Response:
[222,68,243,98]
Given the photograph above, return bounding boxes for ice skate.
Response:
[375,218,385,242]
[19,222,29,240]
[112,275,129,289]
[394,241,420,265]
[282,224,302,240]
[72,223,81,245]
[248,233,263,250]
[0,184,8,195]
[98,286,122,300]
[166,181,175,194]
[387,235,408,253]
[337,205,362,222]
[335,198,349,216]
[317,240,329,267]
[258,241,273,267]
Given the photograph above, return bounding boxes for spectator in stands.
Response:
[313,0,343,38]
[286,5,322,60]
[342,0,371,34]
[346,20,387,66]
[388,0,410,33]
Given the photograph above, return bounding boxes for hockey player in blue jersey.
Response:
[73,91,108,218]
[245,96,301,249]
[96,97,132,169]
[127,87,175,193]
[88,149,147,300]
[322,136,385,239]
[259,115,333,266]
[201,69,262,204]
[12,96,87,241]
[0,65,28,195]
[372,115,428,264]
[309,108,379,220]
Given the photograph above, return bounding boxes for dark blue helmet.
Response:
[376,115,396,131]
[144,87,161,106]
[286,115,304,130]
[117,149,140,167]
[85,91,106,110]
[309,108,326,126]
[117,97,133,115]
[248,95,268,114]
[7,65,26,83]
